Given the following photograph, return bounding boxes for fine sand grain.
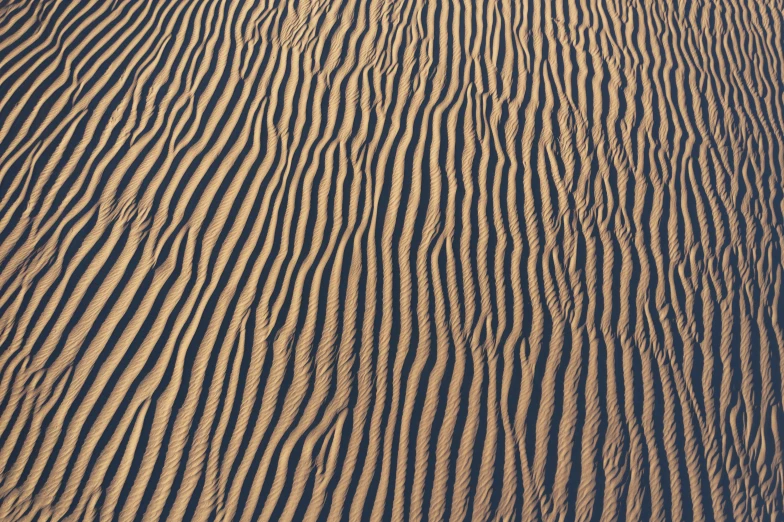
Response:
[0,0,783,519]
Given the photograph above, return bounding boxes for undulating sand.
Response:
[0,0,783,519]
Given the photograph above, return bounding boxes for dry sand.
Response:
[0,0,783,519]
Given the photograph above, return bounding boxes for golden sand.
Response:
[0,0,782,519]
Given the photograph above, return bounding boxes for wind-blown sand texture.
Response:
[0,0,783,519]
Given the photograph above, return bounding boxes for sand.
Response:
[0,0,782,519]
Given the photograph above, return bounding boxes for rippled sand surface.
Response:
[1,0,784,519]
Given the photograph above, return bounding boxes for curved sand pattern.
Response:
[0,0,784,519]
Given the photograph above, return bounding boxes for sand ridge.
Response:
[0,0,783,519]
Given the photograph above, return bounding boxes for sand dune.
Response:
[0,0,783,519]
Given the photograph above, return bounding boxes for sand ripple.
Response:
[0,0,783,519]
